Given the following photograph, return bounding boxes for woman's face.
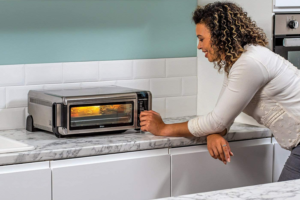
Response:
[196,23,217,62]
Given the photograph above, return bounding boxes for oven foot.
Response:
[26,115,36,132]
[52,127,64,138]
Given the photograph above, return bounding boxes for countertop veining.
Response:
[156,179,300,200]
[0,115,271,166]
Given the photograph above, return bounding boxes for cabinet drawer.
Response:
[51,149,170,200]
[170,138,273,196]
[0,161,51,200]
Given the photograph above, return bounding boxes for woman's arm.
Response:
[140,110,231,163]
[188,56,268,137]
[139,110,192,137]
[139,110,227,137]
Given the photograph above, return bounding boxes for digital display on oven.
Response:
[69,102,134,130]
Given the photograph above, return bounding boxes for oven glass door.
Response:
[69,101,134,130]
[288,51,300,69]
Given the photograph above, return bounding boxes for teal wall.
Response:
[0,0,197,65]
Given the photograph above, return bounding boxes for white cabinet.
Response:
[51,149,170,200]
[273,0,300,12]
[272,137,291,182]
[0,161,51,200]
[170,138,273,196]
[274,0,300,7]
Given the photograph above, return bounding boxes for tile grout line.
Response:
[4,87,7,109]
[62,63,65,84]
[181,77,183,96]
[165,97,167,118]
[23,64,27,86]
[131,60,134,80]
[165,58,167,78]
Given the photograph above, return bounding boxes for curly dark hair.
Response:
[193,2,268,75]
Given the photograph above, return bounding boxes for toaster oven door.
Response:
[67,100,136,134]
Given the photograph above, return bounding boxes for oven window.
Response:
[69,102,134,130]
[288,51,300,69]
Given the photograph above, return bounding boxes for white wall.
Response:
[197,0,273,126]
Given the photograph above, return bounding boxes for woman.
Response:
[140,2,300,181]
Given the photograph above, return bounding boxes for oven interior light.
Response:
[71,104,131,118]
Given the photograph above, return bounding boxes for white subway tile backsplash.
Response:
[133,59,165,79]
[166,96,197,118]
[99,60,133,81]
[0,108,25,130]
[150,78,181,98]
[0,64,24,87]
[0,88,5,109]
[166,57,197,77]
[43,83,81,90]
[63,61,99,83]
[182,76,197,96]
[152,98,166,118]
[81,81,116,88]
[0,57,198,130]
[6,85,43,108]
[25,63,63,85]
[25,107,28,120]
[116,79,150,90]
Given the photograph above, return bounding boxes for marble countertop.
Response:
[156,179,300,200]
[0,116,271,166]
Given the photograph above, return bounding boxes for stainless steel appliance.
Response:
[26,86,152,137]
[273,13,300,69]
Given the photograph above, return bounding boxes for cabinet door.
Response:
[51,149,170,200]
[0,161,51,200]
[272,137,291,182]
[275,0,300,7]
[273,0,300,12]
[170,138,273,196]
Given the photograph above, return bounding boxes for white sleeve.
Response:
[216,72,228,105]
[188,56,269,137]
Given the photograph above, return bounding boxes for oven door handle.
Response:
[283,38,300,47]
[52,103,63,128]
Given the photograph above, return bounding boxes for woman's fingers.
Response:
[147,110,160,116]
[226,141,234,157]
[140,113,151,122]
[140,111,154,117]
[140,110,159,117]
[139,111,160,123]
[222,144,230,163]
[212,147,219,159]
[208,148,215,158]
[206,134,233,165]
[139,121,148,126]
[140,125,147,131]
[216,145,226,164]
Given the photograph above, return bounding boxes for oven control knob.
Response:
[288,20,299,29]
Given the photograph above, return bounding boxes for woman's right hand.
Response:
[206,134,234,165]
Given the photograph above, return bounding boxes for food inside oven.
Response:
[70,103,133,127]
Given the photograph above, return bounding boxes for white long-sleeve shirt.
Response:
[188,44,300,150]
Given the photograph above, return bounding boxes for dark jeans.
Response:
[278,144,300,181]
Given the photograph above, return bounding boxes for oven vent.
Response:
[30,98,52,107]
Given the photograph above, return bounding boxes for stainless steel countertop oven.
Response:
[26,86,152,137]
